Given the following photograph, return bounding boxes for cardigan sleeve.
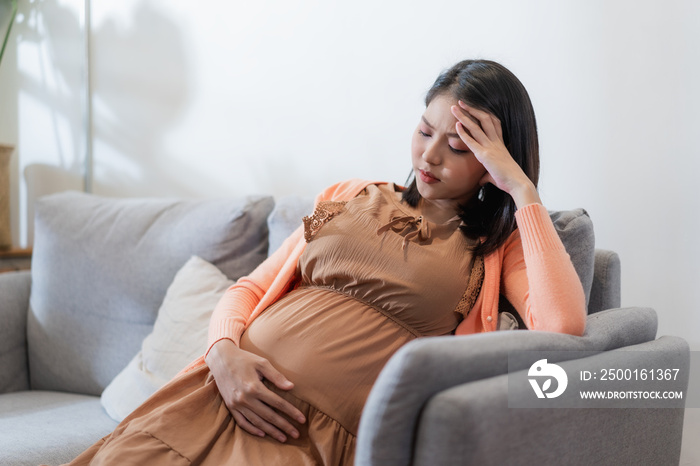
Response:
[205,224,304,353]
[501,203,587,336]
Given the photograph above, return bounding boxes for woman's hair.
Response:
[403,59,540,257]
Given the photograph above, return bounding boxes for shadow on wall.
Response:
[11,0,194,244]
[15,0,85,246]
[15,0,84,171]
[24,163,82,245]
[90,1,194,197]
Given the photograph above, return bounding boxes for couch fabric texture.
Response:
[28,192,273,397]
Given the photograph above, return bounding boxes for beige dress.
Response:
[67,184,481,466]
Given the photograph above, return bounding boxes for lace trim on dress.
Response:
[303,201,347,242]
[455,254,484,316]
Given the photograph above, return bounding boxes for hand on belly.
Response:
[205,339,307,443]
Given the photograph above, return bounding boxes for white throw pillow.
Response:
[100,256,233,422]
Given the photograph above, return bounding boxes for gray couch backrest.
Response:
[29,192,274,395]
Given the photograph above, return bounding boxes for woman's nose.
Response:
[422,143,441,165]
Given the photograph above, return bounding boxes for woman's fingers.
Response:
[256,360,306,424]
[453,107,521,194]
[451,101,539,206]
[235,406,288,442]
[227,383,301,442]
[237,400,298,443]
[457,101,502,141]
[259,385,306,426]
[231,409,266,438]
[206,340,305,443]
[454,120,481,156]
[493,113,503,140]
[451,105,486,145]
[231,374,303,442]
[250,396,301,441]
[257,359,294,391]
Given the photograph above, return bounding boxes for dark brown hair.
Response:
[403,59,540,256]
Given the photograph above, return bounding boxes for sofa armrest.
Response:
[588,249,621,314]
[0,270,31,393]
[356,307,658,466]
[411,336,688,466]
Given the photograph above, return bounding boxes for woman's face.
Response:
[411,94,487,215]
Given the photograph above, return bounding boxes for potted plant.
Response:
[0,0,18,249]
[0,0,17,66]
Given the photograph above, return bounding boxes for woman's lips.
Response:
[419,169,440,184]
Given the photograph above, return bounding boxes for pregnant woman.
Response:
[65,59,586,466]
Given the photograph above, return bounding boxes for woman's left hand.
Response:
[451,101,541,208]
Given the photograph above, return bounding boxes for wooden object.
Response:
[0,247,32,273]
[0,144,13,249]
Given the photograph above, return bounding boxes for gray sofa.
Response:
[0,190,689,466]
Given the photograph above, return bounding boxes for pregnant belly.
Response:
[239,287,414,434]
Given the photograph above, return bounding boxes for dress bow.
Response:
[376,215,431,250]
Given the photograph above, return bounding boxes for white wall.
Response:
[1,0,698,349]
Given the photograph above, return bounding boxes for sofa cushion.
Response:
[549,208,595,307]
[100,256,233,422]
[28,192,274,396]
[267,195,314,254]
[0,270,32,393]
[0,391,118,466]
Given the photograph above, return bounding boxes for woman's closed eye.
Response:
[449,146,470,154]
[418,128,470,154]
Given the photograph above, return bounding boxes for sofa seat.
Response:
[0,391,117,465]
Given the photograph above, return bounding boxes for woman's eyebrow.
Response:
[422,116,460,138]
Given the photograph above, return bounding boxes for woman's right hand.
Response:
[205,338,306,443]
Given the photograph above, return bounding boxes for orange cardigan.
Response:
[185,179,586,372]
